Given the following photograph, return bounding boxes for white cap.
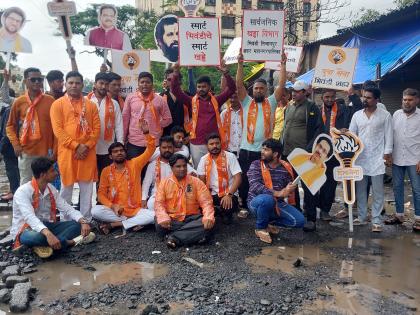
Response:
[292,80,308,91]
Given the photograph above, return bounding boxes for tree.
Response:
[350,8,381,26]
[394,0,419,8]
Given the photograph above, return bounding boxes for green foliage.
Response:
[393,0,419,8]
[351,8,381,26]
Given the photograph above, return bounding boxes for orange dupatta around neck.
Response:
[13,178,57,249]
[109,162,135,209]
[322,102,337,129]
[19,92,43,145]
[205,151,229,197]
[167,175,190,219]
[222,106,243,147]
[87,92,115,141]
[137,92,160,133]
[247,98,271,144]
[65,94,91,137]
[191,94,226,148]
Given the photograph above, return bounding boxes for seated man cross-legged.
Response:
[92,120,156,234]
[247,139,305,244]
[11,157,95,258]
[155,154,215,249]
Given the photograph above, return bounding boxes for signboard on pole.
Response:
[112,50,150,97]
[312,45,359,91]
[178,17,220,66]
[241,10,285,62]
[265,45,303,73]
[47,1,76,16]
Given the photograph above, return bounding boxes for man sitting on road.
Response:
[155,154,215,249]
[11,157,95,258]
[92,120,156,234]
[247,139,305,244]
[197,133,242,224]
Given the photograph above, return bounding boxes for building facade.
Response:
[136,0,319,46]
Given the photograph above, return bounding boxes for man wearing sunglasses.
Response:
[6,67,56,184]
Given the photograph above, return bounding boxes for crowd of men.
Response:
[0,53,419,258]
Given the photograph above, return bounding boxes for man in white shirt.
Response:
[220,93,242,156]
[142,136,195,210]
[11,158,95,258]
[197,133,242,224]
[385,88,420,232]
[349,87,393,232]
[87,72,124,180]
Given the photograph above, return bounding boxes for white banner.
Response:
[264,45,303,73]
[223,37,242,65]
[178,17,221,66]
[312,45,359,91]
[111,50,150,97]
[242,10,285,62]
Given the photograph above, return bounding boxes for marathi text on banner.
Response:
[178,17,220,66]
[264,45,303,73]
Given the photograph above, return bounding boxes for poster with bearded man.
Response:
[0,7,32,53]
[153,14,179,63]
[84,4,132,51]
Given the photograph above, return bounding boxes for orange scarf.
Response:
[168,175,189,219]
[322,103,337,129]
[65,94,91,137]
[109,162,134,208]
[88,92,115,141]
[155,157,169,188]
[19,92,43,145]
[191,94,226,148]
[205,151,229,197]
[162,94,192,133]
[247,98,271,144]
[14,178,57,249]
[138,92,160,133]
[223,106,243,147]
[117,95,124,111]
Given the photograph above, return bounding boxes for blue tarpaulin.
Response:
[291,20,420,86]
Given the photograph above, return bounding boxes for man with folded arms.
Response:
[11,157,95,258]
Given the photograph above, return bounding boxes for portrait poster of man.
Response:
[84,4,132,51]
[0,7,32,53]
[287,134,334,195]
[154,14,179,63]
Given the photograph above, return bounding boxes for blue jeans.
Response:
[392,164,420,218]
[248,194,305,229]
[356,175,384,224]
[20,221,81,249]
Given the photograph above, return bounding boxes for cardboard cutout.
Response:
[0,7,32,53]
[154,14,179,63]
[287,134,334,195]
[84,4,132,51]
[330,128,364,204]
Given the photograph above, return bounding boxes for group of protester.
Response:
[0,51,418,258]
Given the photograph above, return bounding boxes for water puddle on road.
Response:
[31,260,168,302]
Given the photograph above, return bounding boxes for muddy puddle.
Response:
[31,260,168,303]
[246,234,420,314]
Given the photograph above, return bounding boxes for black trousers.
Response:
[3,153,20,193]
[238,149,261,208]
[155,214,213,246]
[97,154,112,181]
[212,194,239,217]
[318,157,339,213]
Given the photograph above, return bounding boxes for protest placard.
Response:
[312,45,358,91]
[112,50,150,97]
[223,37,242,65]
[178,17,220,66]
[264,45,303,73]
[241,10,285,62]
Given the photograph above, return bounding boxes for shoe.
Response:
[335,209,348,219]
[0,192,13,201]
[372,224,382,232]
[413,220,420,233]
[73,232,96,246]
[353,218,367,226]
[267,224,280,235]
[320,211,332,221]
[303,221,316,232]
[384,215,403,225]
[255,229,272,244]
[238,209,249,219]
[33,246,53,258]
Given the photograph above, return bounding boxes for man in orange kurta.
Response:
[91,120,156,234]
[6,67,56,184]
[155,154,215,249]
[50,71,101,222]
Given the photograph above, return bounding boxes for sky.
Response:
[1,0,397,80]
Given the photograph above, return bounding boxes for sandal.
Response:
[267,224,280,235]
[384,215,403,225]
[132,225,144,232]
[255,229,272,244]
[335,209,348,219]
[372,224,382,233]
[0,192,13,201]
[33,246,53,258]
[413,220,420,233]
[99,223,112,235]
[353,218,367,226]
